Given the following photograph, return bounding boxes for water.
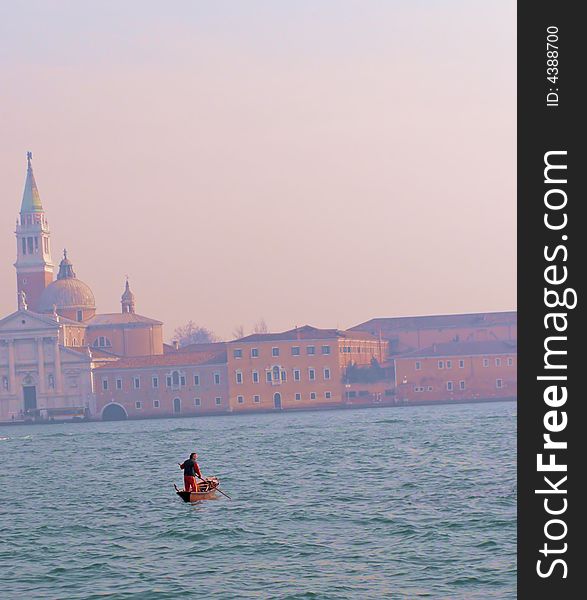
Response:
[0,402,516,599]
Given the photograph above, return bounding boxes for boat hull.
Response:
[174,478,220,502]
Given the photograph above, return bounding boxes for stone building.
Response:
[0,310,95,422]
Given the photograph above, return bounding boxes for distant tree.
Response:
[344,358,386,383]
[232,325,245,340]
[253,318,269,334]
[173,321,220,347]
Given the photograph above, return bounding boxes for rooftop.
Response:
[350,311,517,334]
[95,349,227,370]
[397,340,517,359]
[86,313,162,327]
[232,324,380,344]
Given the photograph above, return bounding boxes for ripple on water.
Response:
[0,402,516,599]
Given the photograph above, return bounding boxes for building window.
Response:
[291,346,300,356]
[214,372,221,385]
[507,357,513,366]
[236,371,243,384]
[233,349,242,359]
[194,374,200,386]
[323,368,331,380]
[27,237,33,253]
[427,386,433,391]
[102,378,109,391]
[152,376,159,389]
[22,238,26,255]
[251,348,259,358]
[438,361,444,369]
[495,358,502,367]
[321,345,331,355]
[153,400,160,408]
[459,380,466,390]
[281,370,287,382]
[415,361,421,370]
[133,377,140,389]
[76,310,83,322]
[180,375,186,386]
[215,397,222,406]
[295,393,301,401]
[446,360,452,369]
[252,370,259,383]
[135,401,142,409]
[325,391,332,399]
[459,360,465,368]
[272,347,279,357]
[447,381,453,392]
[308,368,316,381]
[93,337,112,348]
[253,395,260,403]
[47,374,55,389]
[171,371,180,387]
[194,398,201,407]
[266,371,272,383]
[310,392,317,400]
[483,358,489,367]
[307,346,316,355]
[496,379,503,389]
[293,369,301,381]
[116,378,122,390]
[237,395,244,404]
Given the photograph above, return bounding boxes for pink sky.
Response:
[0,1,516,340]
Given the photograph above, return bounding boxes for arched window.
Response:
[172,371,180,386]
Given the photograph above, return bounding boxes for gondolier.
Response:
[179,452,204,492]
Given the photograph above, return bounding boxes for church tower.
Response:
[14,152,54,312]
[121,279,136,314]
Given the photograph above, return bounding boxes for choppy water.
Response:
[0,402,516,599]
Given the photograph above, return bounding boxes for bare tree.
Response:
[253,318,269,334]
[232,325,245,340]
[173,321,220,347]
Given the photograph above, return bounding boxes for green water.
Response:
[0,402,516,599]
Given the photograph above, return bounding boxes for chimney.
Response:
[173,340,179,351]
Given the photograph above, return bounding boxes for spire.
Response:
[121,277,136,313]
[21,152,43,213]
[56,249,77,280]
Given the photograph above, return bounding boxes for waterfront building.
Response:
[225,325,387,411]
[94,347,228,420]
[393,340,517,404]
[0,310,95,422]
[0,154,517,422]
[350,312,517,355]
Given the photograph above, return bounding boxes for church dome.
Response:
[38,250,95,313]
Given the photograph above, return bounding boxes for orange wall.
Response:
[87,324,164,357]
[225,336,386,411]
[95,363,228,418]
[394,353,517,403]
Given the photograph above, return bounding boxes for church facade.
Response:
[0,154,165,423]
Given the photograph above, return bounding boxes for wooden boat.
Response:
[174,477,220,502]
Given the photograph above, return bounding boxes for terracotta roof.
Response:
[86,313,162,327]
[95,349,227,370]
[232,325,379,343]
[350,312,517,334]
[397,340,517,359]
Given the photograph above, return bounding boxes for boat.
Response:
[174,477,220,502]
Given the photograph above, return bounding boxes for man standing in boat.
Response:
[179,452,204,492]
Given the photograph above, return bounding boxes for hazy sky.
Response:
[0,1,516,340]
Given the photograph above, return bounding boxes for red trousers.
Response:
[184,476,198,492]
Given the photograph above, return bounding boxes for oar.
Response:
[197,474,232,501]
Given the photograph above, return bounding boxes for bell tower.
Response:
[14,152,54,312]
